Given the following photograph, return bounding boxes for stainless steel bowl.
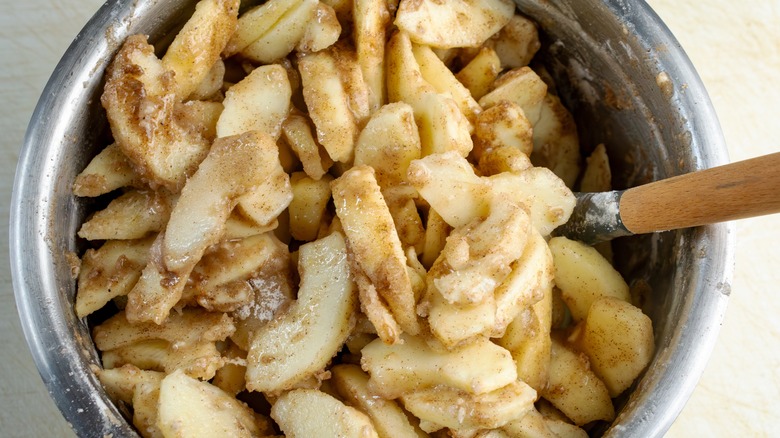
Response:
[10,0,734,436]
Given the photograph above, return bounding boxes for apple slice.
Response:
[158,370,271,437]
[245,232,357,393]
[395,0,515,48]
[271,389,379,437]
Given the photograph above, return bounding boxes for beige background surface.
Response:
[1,0,778,436]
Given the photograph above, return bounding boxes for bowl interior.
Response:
[11,0,733,436]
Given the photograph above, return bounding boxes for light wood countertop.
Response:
[1,0,777,436]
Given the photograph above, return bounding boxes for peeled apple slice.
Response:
[395,0,515,49]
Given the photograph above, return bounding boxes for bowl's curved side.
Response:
[603,3,734,435]
[10,3,134,436]
[10,1,198,436]
[514,0,734,436]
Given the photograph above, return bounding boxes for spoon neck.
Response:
[556,190,632,245]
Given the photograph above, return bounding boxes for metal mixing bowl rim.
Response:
[10,0,735,436]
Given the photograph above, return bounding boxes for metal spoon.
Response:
[555,152,780,245]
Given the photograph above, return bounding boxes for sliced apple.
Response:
[245,232,357,393]
[298,48,366,163]
[77,190,172,241]
[353,0,390,111]
[240,0,318,63]
[331,364,427,438]
[223,0,302,56]
[332,166,420,339]
[157,370,271,437]
[297,2,341,53]
[395,0,515,48]
[76,236,154,318]
[163,131,277,273]
[406,152,488,228]
[540,339,615,426]
[455,47,501,101]
[73,143,138,197]
[479,67,548,125]
[401,381,536,431]
[412,43,481,124]
[361,334,517,398]
[353,102,421,189]
[162,0,239,99]
[271,389,379,438]
[386,31,436,109]
[216,64,291,139]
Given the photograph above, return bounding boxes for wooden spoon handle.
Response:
[620,152,780,234]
